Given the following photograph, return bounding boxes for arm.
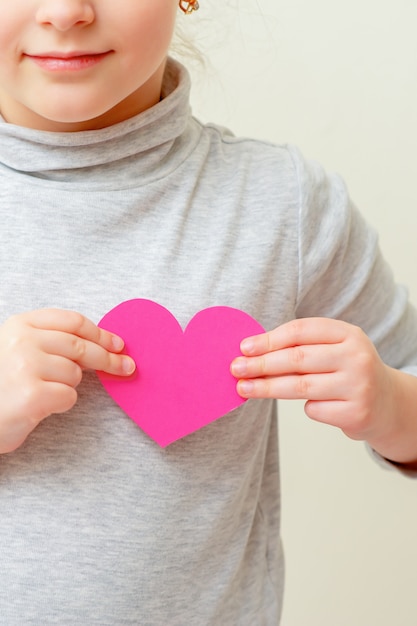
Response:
[232,147,417,469]
[0,309,135,454]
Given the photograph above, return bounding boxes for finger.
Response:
[304,399,360,432]
[38,354,83,388]
[20,381,79,423]
[231,343,339,379]
[38,330,135,375]
[38,382,79,416]
[24,309,125,353]
[305,399,376,439]
[304,399,347,424]
[240,318,349,357]
[236,372,346,401]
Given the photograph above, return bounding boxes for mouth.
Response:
[25,51,112,72]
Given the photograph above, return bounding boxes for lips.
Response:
[26,51,111,72]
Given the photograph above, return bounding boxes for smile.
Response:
[25,51,112,72]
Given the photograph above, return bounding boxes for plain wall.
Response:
[178,1,417,624]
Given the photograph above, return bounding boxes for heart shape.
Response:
[97,299,264,447]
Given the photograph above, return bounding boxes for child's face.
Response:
[0,0,178,131]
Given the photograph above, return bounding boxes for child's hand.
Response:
[231,318,394,443]
[0,309,135,453]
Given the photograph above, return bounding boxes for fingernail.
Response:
[241,338,255,355]
[238,380,254,396]
[231,359,248,377]
[112,335,124,351]
[122,356,136,375]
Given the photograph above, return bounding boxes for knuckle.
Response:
[17,385,35,411]
[262,380,271,397]
[258,377,272,398]
[354,349,375,378]
[67,311,87,335]
[60,387,78,412]
[17,383,45,420]
[70,336,87,361]
[350,323,364,338]
[349,325,369,349]
[289,346,305,369]
[264,332,274,353]
[103,352,114,373]
[71,364,83,387]
[3,323,28,352]
[6,313,22,329]
[258,355,268,376]
[42,387,79,416]
[45,386,78,416]
[12,352,35,380]
[290,318,305,345]
[295,375,310,398]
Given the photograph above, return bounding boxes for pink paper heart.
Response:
[97,299,264,447]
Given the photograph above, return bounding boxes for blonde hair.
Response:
[170,18,205,68]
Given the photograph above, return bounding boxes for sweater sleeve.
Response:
[289,144,417,377]
[288,146,417,477]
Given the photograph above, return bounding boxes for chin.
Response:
[32,105,118,132]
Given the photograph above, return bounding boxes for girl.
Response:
[1,1,417,623]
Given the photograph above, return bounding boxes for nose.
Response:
[36,0,95,31]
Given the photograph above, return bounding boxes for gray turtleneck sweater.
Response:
[1,59,417,625]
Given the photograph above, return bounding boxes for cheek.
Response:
[117,21,176,83]
[0,29,17,66]
[118,2,177,57]
[0,16,28,87]
[0,46,19,91]
[0,6,25,48]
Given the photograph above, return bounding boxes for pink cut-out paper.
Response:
[97,299,264,447]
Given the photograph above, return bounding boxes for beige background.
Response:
[175,1,417,624]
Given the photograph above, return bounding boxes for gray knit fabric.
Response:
[1,59,417,625]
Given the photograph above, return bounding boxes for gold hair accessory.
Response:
[179,0,200,14]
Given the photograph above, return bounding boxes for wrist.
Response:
[366,368,417,465]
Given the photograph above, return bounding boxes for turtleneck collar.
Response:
[0,58,196,189]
